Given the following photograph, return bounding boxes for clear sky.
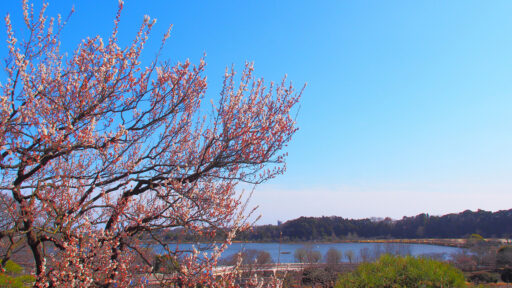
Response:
[3,1,512,224]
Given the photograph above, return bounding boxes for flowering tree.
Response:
[0,1,302,287]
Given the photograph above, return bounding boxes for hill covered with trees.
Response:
[234,209,512,241]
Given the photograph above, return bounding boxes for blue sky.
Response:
[3,1,512,224]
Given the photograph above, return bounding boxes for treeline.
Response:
[234,209,512,241]
[157,209,512,242]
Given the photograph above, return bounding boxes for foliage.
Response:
[466,271,499,284]
[0,0,301,287]
[282,265,356,288]
[219,249,273,266]
[344,250,355,263]
[497,246,512,283]
[234,209,512,241]
[501,268,512,283]
[3,260,22,274]
[153,255,180,274]
[359,247,372,262]
[301,266,338,287]
[0,260,35,288]
[281,270,302,288]
[451,251,478,271]
[467,236,498,268]
[256,250,273,265]
[294,245,321,264]
[468,233,485,242]
[324,247,342,265]
[450,237,498,273]
[336,254,466,288]
[348,243,413,263]
[0,274,35,288]
[497,246,512,268]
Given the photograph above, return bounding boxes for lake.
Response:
[157,242,464,263]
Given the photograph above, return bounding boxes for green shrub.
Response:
[0,260,35,288]
[335,254,465,288]
[3,261,23,275]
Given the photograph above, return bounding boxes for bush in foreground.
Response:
[336,254,465,288]
[0,260,35,288]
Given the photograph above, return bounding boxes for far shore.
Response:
[232,238,473,248]
[153,238,511,248]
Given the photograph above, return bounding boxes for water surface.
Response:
[157,242,464,263]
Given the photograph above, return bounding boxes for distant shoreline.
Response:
[232,239,470,247]
[165,238,510,248]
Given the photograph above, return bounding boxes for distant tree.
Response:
[325,248,342,265]
[496,245,512,283]
[468,233,485,243]
[294,248,307,263]
[256,251,273,265]
[236,208,512,242]
[451,251,477,272]
[345,250,355,264]
[310,251,322,263]
[220,249,273,266]
[415,226,425,237]
[359,247,371,262]
[496,246,512,268]
[382,243,411,256]
[294,245,321,264]
[496,245,512,282]
[467,234,497,267]
[346,232,359,240]
[419,252,446,261]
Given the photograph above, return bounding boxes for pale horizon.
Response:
[250,182,512,225]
